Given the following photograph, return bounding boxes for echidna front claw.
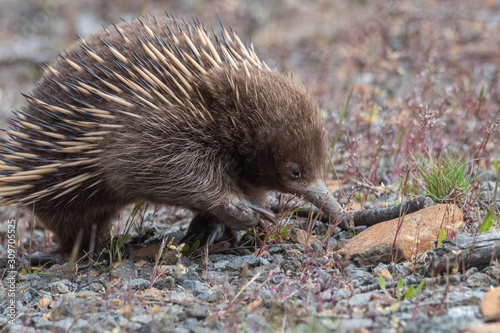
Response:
[248,203,278,224]
[212,199,278,231]
[257,219,269,232]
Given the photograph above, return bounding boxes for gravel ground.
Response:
[1,241,497,332]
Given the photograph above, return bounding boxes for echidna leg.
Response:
[181,212,241,246]
[34,204,120,255]
[181,199,275,245]
[212,198,276,230]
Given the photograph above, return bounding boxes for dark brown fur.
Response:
[0,15,331,253]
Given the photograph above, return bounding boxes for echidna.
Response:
[0,14,352,254]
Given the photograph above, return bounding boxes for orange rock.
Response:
[464,323,500,333]
[339,204,462,267]
[479,287,500,319]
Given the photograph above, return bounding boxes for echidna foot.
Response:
[180,211,241,246]
[212,199,276,230]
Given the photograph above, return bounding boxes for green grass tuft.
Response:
[415,152,473,204]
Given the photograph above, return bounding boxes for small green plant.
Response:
[181,239,201,253]
[437,229,445,247]
[402,278,426,300]
[108,201,145,264]
[21,267,41,276]
[415,152,473,203]
[477,211,494,233]
[379,276,426,301]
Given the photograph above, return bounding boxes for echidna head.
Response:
[203,68,343,221]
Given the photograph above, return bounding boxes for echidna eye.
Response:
[290,169,301,179]
[287,162,302,180]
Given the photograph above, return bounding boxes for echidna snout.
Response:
[0,14,346,253]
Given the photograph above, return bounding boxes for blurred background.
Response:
[0,0,499,197]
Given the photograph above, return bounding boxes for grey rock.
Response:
[347,268,375,288]
[350,292,380,305]
[487,266,500,279]
[89,282,105,293]
[246,313,268,332]
[170,304,189,322]
[49,281,70,294]
[128,278,150,290]
[197,290,217,303]
[186,304,209,319]
[320,288,337,302]
[54,317,89,331]
[48,279,76,292]
[34,317,53,330]
[448,290,485,303]
[152,276,175,290]
[446,305,480,318]
[111,260,137,280]
[466,272,493,288]
[97,312,120,331]
[212,259,231,270]
[206,271,230,286]
[127,321,143,331]
[131,314,153,325]
[17,274,41,282]
[184,317,204,332]
[465,267,478,279]
[208,254,233,262]
[169,291,193,302]
[338,318,374,331]
[387,262,408,276]
[173,325,191,333]
[22,287,41,305]
[267,246,284,254]
[3,324,36,333]
[178,279,210,296]
[402,309,483,333]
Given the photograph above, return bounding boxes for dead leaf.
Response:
[135,260,149,269]
[118,304,132,315]
[148,305,164,315]
[319,309,336,316]
[246,299,263,312]
[290,228,322,249]
[373,268,393,280]
[37,298,51,308]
